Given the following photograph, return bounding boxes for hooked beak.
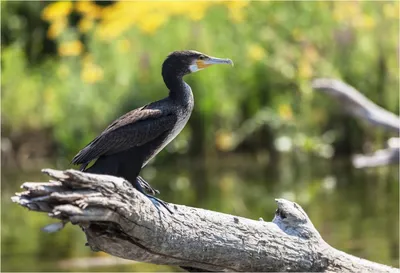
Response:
[196,56,234,69]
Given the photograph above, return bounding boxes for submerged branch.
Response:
[12,169,399,272]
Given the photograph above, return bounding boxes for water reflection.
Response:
[2,156,399,271]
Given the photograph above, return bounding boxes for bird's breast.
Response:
[142,105,193,167]
[162,105,193,147]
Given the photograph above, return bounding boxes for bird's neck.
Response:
[163,74,193,104]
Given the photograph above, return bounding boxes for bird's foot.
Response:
[135,177,173,214]
[137,176,160,195]
[145,194,173,214]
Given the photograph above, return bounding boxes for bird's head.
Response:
[162,50,233,78]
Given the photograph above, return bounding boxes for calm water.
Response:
[2,156,399,271]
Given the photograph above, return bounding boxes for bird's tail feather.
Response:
[82,158,159,196]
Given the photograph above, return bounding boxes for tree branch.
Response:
[312,78,400,132]
[312,78,400,168]
[353,141,399,168]
[12,169,399,272]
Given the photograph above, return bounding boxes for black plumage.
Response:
[71,50,233,211]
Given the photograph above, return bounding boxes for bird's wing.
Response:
[71,106,176,165]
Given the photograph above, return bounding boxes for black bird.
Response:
[71,50,233,212]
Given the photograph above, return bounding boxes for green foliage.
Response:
[1,1,399,158]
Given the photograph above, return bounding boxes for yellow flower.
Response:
[225,1,249,22]
[186,2,211,21]
[96,3,136,40]
[78,17,94,33]
[58,40,83,57]
[168,2,192,15]
[47,18,67,39]
[101,2,129,23]
[247,43,266,62]
[278,104,293,121]
[42,1,73,22]
[81,62,104,84]
[97,18,134,40]
[75,0,102,19]
[93,1,248,38]
[138,13,167,34]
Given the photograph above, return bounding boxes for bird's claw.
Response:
[147,195,173,214]
[134,177,173,214]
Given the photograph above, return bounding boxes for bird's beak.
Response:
[196,57,234,69]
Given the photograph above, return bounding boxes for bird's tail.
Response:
[82,159,159,196]
[82,157,116,175]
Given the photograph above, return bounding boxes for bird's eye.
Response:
[199,55,206,60]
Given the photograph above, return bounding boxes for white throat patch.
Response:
[189,64,203,73]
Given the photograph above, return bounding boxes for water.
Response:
[2,156,399,271]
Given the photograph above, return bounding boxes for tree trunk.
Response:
[12,169,399,272]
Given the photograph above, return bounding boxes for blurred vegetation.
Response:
[2,1,399,166]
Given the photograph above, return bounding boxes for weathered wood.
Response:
[312,78,400,168]
[353,146,400,168]
[312,78,400,132]
[12,169,399,272]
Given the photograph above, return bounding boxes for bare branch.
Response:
[12,169,399,272]
[312,78,400,132]
[312,78,400,168]
[353,146,399,168]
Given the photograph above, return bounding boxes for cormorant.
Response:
[71,50,233,212]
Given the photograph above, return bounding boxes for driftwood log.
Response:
[312,78,400,168]
[12,169,398,272]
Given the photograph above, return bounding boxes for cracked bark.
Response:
[12,169,399,272]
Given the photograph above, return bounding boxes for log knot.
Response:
[273,199,322,240]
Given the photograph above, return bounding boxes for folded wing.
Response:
[71,107,176,166]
